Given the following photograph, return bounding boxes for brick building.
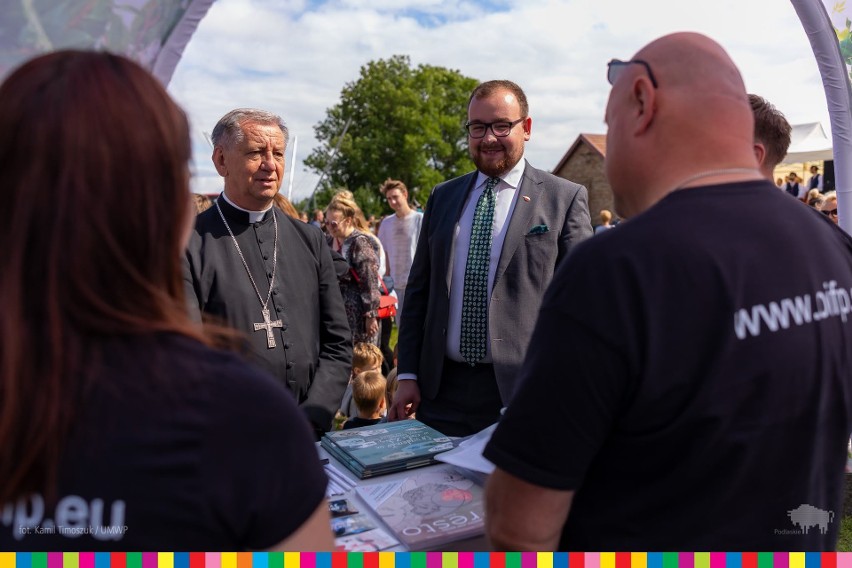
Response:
[552,133,615,226]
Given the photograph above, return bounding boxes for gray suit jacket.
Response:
[398,162,593,404]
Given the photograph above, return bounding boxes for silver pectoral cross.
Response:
[254,308,283,349]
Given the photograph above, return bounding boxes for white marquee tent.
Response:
[782,122,834,164]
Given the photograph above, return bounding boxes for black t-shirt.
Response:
[485,181,852,551]
[342,417,385,430]
[0,334,327,550]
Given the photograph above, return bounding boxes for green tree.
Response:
[304,55,478,217]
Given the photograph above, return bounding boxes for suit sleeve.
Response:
[300,233,353,433]
[558,183,593,263]
[397,191,438,378]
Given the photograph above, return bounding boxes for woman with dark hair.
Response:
[0,50,332,550]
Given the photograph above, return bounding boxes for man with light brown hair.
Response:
[377,178,423,327]
[485,32,852,551]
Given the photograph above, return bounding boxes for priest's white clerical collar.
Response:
[220,192,274,223]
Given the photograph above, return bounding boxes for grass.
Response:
[838,517,852,551]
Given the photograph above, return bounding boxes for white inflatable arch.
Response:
[0,0,214,86]
[793,0,852,231]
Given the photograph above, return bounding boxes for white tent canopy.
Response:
[782,121,834,163]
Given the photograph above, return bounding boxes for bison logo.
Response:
[788,504,835,534]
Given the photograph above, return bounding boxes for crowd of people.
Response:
[777,165,827,198]
[3,30,852,552]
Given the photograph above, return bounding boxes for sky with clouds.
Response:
[167,0,832,202]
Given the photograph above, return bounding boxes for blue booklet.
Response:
[321,420,454,479]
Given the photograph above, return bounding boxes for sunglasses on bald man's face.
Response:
[606,59,659,88]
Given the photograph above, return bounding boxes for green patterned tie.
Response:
[460,176,499,366]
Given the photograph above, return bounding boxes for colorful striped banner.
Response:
[1,554,852,568]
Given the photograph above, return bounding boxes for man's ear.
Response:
[212,147,228,177]
[633,77,656,135]
[753,142,767,168]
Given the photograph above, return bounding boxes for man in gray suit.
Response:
[388,80,593,436]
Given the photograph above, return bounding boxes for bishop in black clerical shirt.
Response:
[183,109,352,435]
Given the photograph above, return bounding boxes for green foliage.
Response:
[839,516,852,551]
[832,17,852,81]
[305,55,478,217]
[390,320,398,352]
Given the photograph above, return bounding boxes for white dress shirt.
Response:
[444,160,526,362]
[808,173,824,192]
[398,159,527,381]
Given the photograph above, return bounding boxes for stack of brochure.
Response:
[321,420,454,479]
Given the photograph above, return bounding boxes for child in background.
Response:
[343,371,387,430]
[334,343,384,429]
[385,367,415,420]
[385,367,399,414]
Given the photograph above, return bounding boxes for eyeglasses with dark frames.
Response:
[464,118,525,139]
[607,59,659,88]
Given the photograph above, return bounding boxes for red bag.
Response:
[349,268,397,319]
[377,277,398,319]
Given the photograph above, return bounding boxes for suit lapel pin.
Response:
[522,195,531,202]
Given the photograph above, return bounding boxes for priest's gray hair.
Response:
[211,108,289,149]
